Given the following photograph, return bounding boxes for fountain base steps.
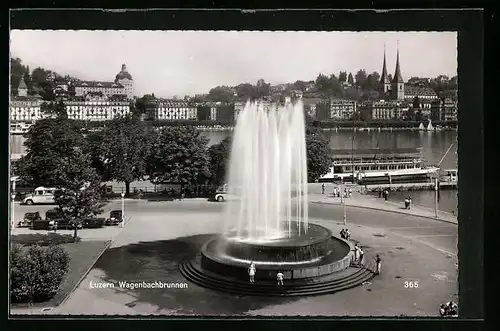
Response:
[179,254,376,297]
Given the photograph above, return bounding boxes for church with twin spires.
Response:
[379,45,405,101]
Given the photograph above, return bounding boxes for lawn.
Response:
[10,239,111,308]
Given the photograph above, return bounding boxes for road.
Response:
[12,198,457,257]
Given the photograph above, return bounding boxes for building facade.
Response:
[329,99,357,120]
[153,100,197,121]
[74,64,134,100]
[431,97,457,121]
[65,99,130,121]
[10,99,43,122]
[359,100,410,121]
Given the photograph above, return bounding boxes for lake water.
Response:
[10,129,458,213]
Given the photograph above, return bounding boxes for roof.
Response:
[380,50,390,84]
[301,98,328,105]
[18,77,27,89]
[115,64,133,81]
[404,85,437,96]
[74,81,124,88]
[330,148,422,158]
[392,48,404,83]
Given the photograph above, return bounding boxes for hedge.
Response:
[10,243,70,303]
[12,233,81,246]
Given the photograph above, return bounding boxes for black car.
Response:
[46,208,82,230]
[18,211,42,227]
[106,210,123,225]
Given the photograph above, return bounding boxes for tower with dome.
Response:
[115,64,134,99]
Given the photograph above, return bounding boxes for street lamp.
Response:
[120,192,125,228]
[434,176,439,218]
[11,193,16,231]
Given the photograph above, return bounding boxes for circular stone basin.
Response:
[201,223,352,280]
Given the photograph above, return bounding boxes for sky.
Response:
[10,30,457,98]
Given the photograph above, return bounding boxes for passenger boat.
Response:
[10,122,33,135]
[319,148,439,183]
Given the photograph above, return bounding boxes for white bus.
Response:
[22,187,58,205]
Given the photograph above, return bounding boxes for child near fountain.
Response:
[248,262,256,283]
[277,271,284,286]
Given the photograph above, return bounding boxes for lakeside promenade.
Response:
[307,183,456,224]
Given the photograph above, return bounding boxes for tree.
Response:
[338,71,347,83]
[292,80,307,91]
[208,86,234,103]
[347,73,354,86]
[207,137,232,186]
[355,69,368,88]
[306,128,331,182]
[40,100,68,118]
[98,115,152,196]
[18,118,85,187]
[53,149,105,242]
[412,96,421,109]
[148,126,211,187]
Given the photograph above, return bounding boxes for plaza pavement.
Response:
[10,195,457,316]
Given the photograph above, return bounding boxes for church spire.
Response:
[380,43,390,84]
[392,41,404,83]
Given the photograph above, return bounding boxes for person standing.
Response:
[322,183,325,194]
[345,229,351,241]
[248,262,256,283]
[375,254,382,275]
[348,187,352,197]
[277,271,284,286]
[354,243,360,264]
[333,187,337,197]
[408,197,412,210]
[404,197,409,209]
[359,247,364,266]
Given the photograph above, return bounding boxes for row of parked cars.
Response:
[18,209,124,230]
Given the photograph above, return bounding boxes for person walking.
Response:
[404,197,409,209]
[384,190,389,201]
[333,187,337,197]
[277,271,284,286]
[345,229,351,241]
[248,262,256,283]
[321,183,325,195]
[408,197,412,210]
[340,229,345,239]
[375,254,382,275]
[348,187,352,197]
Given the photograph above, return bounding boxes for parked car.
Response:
[105,210,123,225]
[19,211,42,228]
[82,217,105,229]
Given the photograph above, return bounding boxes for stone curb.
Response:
[310,201,458,225]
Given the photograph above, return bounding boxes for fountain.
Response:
[180,100,374,295]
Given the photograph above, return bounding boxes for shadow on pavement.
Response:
[94,234,294,315]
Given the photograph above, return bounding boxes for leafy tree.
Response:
[355,69,368,88]
[235,83,255,100]
[255,79,271,98]
[148,126,211,186]
[207,137,232,186]
[306,128,331,182]
[344,87,362,101]
[18,118,85,187]
[347,72,354,86]
[412,96,421,109]
[338,71,348,83]
[40,100,68,118]
[53,149,105,242]
[292,80,307,91]
[208,86,235,103]
[97,115,152,196]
